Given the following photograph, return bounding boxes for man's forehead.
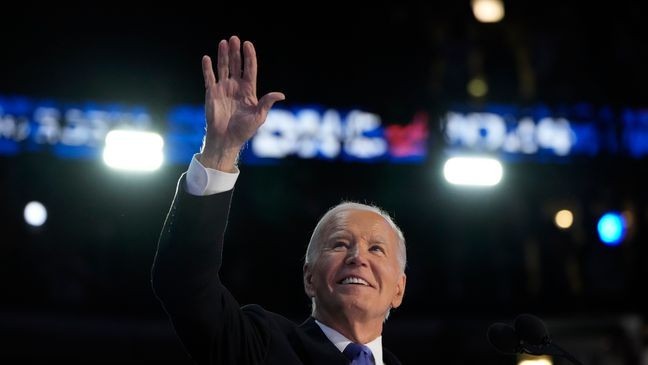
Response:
[326,209,396,237]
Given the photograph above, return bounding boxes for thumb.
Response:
[258,92,286,117]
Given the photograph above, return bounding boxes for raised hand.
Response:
[199,36,285,171]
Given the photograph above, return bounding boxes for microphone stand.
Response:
[548,342,584,365]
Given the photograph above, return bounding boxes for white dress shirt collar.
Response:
[315,320,384,365]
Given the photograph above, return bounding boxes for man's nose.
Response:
[345,245,368,265]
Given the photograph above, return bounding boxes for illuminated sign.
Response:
[0,96,427,165]
[2,95,648,165]
[0,96,153,159]
[166,105,428,164]
[443,112,582,156]
[441,103,611,160]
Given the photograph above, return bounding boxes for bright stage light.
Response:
[443,156,503,186]
[24,201,47,227]
[518,355,553,365]
[103,130,164,172]
[472,0,505,23]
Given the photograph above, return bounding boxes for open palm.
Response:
[200,36,284,169]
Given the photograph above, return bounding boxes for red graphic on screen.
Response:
[385,112,429,158]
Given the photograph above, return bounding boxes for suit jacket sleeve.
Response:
[151,174,270,364]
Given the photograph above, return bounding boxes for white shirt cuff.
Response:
[185,153,240,196]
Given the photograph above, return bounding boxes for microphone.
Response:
[487,313,585,365]
[486,322,521,354]
[514,313,549,346]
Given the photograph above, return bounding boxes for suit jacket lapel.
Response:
[383,348,402,365]
[298,317,349,365]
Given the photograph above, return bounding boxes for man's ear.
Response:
[390,273,407,309]
[303,263,315,297]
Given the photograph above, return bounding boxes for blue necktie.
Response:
[343,342,374,365]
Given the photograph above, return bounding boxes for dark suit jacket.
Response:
[151,175,402,365]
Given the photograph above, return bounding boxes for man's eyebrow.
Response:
[328,231,351,240]
[369,239,388,245]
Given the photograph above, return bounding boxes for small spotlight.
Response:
[103,130,164,172]
[443,156,503,186]
[24,201,47,227]
[467,77,488,98]
[554,209,574,229]
[597,212,626,246]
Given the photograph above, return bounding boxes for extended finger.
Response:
[229,36,242,79]
[217,39,229,81]
[202,55,216,89]
[242,41,257,91]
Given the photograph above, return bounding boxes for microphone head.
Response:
[514,313,549,345]
[487,322,520,354]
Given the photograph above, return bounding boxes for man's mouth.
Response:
[338,276,370,286]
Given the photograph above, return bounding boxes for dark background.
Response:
[1,1,647,363]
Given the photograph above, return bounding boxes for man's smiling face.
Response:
[304,208,406,323]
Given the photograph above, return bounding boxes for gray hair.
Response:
[304,201,407,320]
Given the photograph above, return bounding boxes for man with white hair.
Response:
[152,35,407,365]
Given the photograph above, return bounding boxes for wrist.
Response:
[198,147,240,172]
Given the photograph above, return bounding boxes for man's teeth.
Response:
[341,277,369,285]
